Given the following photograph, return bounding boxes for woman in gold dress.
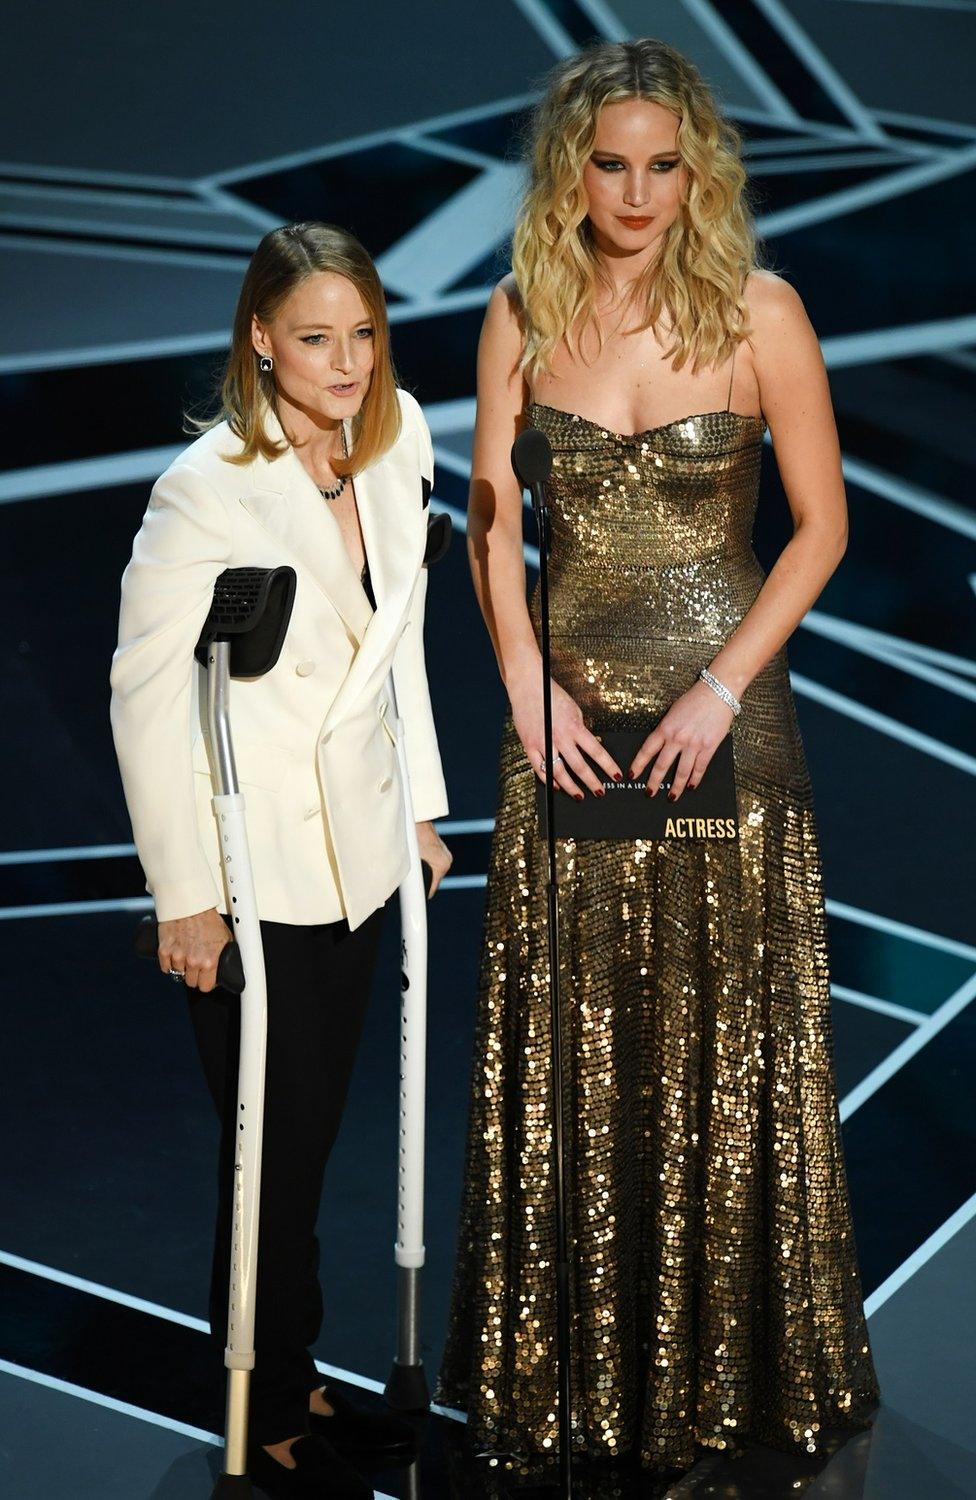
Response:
[434,36,880,1481]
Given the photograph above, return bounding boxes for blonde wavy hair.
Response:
[512,38,762,379]
[190,221,400,472]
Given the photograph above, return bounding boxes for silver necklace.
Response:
[316,424,349,502]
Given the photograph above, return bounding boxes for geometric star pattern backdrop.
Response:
[1,2,974,1494]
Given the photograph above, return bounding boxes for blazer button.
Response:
[378,776,393,793]
[296,660,316,676]
[320,731,332,745]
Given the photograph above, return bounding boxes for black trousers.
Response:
[187,905,386,1447]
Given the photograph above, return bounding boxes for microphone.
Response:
[511,426,552,489]
[512,426,554,554]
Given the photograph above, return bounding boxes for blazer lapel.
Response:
[240,408,374,643]
[319,415,424,732]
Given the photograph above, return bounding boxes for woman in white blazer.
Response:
[110,221,451,1499]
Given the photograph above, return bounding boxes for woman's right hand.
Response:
[158,908,231,993]
[507,659,623,798]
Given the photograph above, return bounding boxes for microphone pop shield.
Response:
[512,427,553,489]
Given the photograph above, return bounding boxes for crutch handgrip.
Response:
[193,565,296,675]
[134,914,245,994]
[423,511,452,568]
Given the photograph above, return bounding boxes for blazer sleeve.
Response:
[391,397,450,823]
[109,462,233,922]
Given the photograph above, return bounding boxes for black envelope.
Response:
[535,727,738,842]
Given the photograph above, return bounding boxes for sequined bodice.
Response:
[528,403,768,648]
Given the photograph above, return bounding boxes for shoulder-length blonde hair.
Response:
[190,221,400,473]
[513,38,763,380]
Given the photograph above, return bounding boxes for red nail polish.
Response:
[575,793,584,802]
[668,791,676,801]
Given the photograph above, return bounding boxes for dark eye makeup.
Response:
[592,156,679,173]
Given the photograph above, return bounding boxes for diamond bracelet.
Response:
[699,667,741,716]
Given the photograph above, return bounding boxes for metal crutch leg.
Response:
[384,508,453,1413]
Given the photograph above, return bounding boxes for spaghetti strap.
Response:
[725,342,737,412]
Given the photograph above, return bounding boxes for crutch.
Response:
[136,564,297,1499]
[383,509,452,1414]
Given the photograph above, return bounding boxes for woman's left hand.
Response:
[629,679,736,800]
[415,820,452,897]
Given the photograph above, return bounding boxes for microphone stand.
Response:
[514,434,574,1500]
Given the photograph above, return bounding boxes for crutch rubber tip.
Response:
[383,1359,430,1412]
[210,1474,253,1498]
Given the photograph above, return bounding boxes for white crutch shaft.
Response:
[389,668,428,1277]
[207,644,269,1380]
[212,790,268,1370]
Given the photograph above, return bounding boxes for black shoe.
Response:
[309,1383,418,1455]
[247,1434,373,1498]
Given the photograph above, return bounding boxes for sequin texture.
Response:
[434,404,880,1474]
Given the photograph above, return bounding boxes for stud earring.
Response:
[259,355,273,372]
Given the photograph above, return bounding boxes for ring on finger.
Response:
[539,752,564,772]
[167,968,185,981]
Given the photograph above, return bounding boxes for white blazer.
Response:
[110,387,449,930]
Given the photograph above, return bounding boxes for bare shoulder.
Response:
[494,271,522,314]
[483,273,525,346]
[742,270,830,428]
[744,268,813,338]
[473,275,528,425]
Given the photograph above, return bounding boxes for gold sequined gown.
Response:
[434,402,880,1475]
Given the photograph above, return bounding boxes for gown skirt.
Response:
[433,402,880,1475]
